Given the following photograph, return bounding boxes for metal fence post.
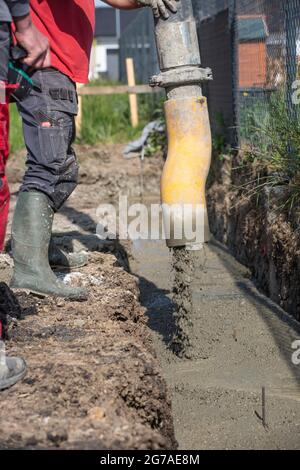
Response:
[285,0,299,121]
[229,0,240,149]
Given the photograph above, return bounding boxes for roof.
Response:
[238,16,269,42]
[94,7,141,37]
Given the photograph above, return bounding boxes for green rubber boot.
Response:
[49,240,88,269]
[10,192,88,300]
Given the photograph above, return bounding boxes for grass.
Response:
[8,79,164,152]
[80,80,161,145]
[236,90,300,210]
[9,103,24,154]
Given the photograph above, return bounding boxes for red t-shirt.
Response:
[30,0,95,84]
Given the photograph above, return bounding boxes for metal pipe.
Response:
[150,0,213,249]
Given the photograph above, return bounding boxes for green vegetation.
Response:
[237,90,300,208]
[143,101,166,157]
[79,79,163,145]
[9,103,24,154]
[212,112,227,153]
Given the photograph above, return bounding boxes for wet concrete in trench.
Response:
[130,234,300,449]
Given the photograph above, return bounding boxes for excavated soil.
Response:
[207,151,300,322]
[0,144,175,450]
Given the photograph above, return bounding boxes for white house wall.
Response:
[91,37,119,77]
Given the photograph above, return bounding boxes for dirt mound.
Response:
[0,251,176,449]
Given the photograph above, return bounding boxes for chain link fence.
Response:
[194,0,300,149]
[119,1,300,149]
[192,0,239,147]
[119,8,158,84]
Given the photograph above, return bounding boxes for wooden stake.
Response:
[126,58,139,128]
[78,85,159,96]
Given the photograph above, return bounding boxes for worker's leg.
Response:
[11,69,87,299]
[0,102,10,252]
[0,23,10,81]
[0,22,11,252]
[18,68,87,269]
[0,22,28,391]
[17,68,79,210]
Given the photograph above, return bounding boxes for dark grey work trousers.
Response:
[0,22,10,81]
[17,68,79,211]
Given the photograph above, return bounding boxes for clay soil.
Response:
[0,144,175,450]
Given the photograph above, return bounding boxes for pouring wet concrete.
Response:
[130,236,300,449]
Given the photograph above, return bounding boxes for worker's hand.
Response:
[137,0,179,19]
[13,15,51,69]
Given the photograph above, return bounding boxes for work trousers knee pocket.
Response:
[37,110,76,174]
[36,109,78,210]
[37,111,79,209]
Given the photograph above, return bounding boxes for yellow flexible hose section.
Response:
[161,96,212,247]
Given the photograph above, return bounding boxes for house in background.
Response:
[238,15,269,88]
[89,7,140,81]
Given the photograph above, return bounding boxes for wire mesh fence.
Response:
[194,0,300,149]
[236,0,300,152]
[119,1,300,150]
[119,8,158,85]
[192,0,239,147]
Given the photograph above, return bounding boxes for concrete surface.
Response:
[131,238,300,449]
